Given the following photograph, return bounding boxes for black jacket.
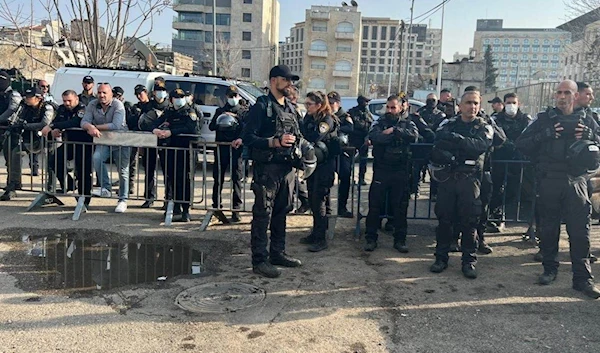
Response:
[210,103,246,142]
[347,105,373,148]
[492,109,531,160]
[301,113,339,162]
[369,113,419,171]
[152,105,198,148]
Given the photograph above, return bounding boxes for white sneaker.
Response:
[115,201,127,213]
[92,188,112,198]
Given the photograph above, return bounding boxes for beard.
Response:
[278,86,290,97]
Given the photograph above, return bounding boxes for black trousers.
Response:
[3,133,41,186]
[164,147,191,212]
[357,144,368,182]
[250,163,295,265]
[48,143,75,191]
[212,145,243,210]
[141,147,169,201]
[435,174,481,265]
[365,168,410,243]
[477,171,493,240]
[490,163,521,221]
[307,160,335,243]
[72,135,93,205]
[129,147,138,190]
[337,148,354,212]
[537,176,592,283]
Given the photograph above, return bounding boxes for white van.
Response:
[50,66,167,104]
[162,75,258,144]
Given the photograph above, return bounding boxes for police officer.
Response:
[430,90,493,279]
[489,93,531,233]
[364,94,419,252]
[79,76,96,107]
[114,86,138,194]
[516,80,600,298]
[209,86,245,222]
[576,82,598,124]
[152,88,198,222]
[41,90,88,194]
[242,64,303,278]
[1,87,55,200]
[347,95,373,186]
[418,93,446,128]
[328,91,354,218]
[299,91,340,252]
[288,85,310,214]
[137,83,171,208]
[408,97,436,198]
[437,89,453,112]
[488,97,504,116]
[0,71,22,154]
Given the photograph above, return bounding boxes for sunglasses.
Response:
[39,85,49,88]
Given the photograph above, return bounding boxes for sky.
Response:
[6,0,577,61]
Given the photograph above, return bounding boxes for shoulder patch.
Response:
[484,125,494,140]
[319,122,330,134]
[189,111,198,121]
[438,118,451,129]
[77,110,85,118]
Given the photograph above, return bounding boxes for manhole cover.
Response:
[175,282,266,313]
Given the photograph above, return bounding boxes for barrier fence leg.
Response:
[164,200,175,226]
[327,215,337,240]
[73,196,87,221]
[199,210,231,231]
[26,192,64,212]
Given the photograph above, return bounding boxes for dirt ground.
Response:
[0,184,599,353]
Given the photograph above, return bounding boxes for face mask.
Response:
[172,98,186,110]
[426,98,436,107]
[155,90,168,100]
[227,97,240,106]
[505,103,518,115]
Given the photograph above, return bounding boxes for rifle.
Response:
[4,103,24,137]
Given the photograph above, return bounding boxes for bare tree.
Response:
[0,0,171,68]
[563,0,600,80]
[205,36,242,78]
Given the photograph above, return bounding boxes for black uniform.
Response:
[336,107,354,214]
[242,93,301,267]
[516,107,599,285]
[432,116,493,266]
[365,112,419,247]
[137,98,170,202]
[489,109,531,223]
[78,92,95,108]
[300,112,339,248]
[209,102,246,210]
[418,104,446,130]
[0,88,22,153]
[152,105,198,216]
[47,103,88,194]
[409,112,436,196]
[2,101,54,193]
[347,105,373,183]
[291,102,310,211]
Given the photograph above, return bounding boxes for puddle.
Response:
[18,234,204,291]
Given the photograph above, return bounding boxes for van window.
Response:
[165,80,227,107]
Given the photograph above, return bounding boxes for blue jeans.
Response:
[93,145,131,201]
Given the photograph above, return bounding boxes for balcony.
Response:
[335,31,354,40]
[308,50,328,57]
[332,70,352,77]
[310,11,330,20]
[172,21,207,31]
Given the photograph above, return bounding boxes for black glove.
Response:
[580,125,595,141]
[9,122,25,131]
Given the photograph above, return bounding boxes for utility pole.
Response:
[212,0,217,75]
[396,20,405,93]
[436,0,446,98]
[387,37,397,96]
[403,0,415,94]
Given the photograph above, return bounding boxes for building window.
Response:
[512,54,518,59]
[242,50,251,59]
[369,65,375,72]
[242,31,251,41]
[379,58,385,64]
[371,42,377,48]
[533,39,539,45]
[543,39,550,45]
[312,21,327,32]
[370,58,376,64]
[533,47,539,53]
[243,13,252,22]
[380,42,386,48]
[243,0,252,3]
[361,49,367,56]
[522,54,528,60]
[523,46,529,53]
[308,78,326,89]
[484,39,490,44]
[363,26,369,39]
[334,60,352,71]
[513,39,519,44]
[336,43,352,52]
[241,68,251,77]
[335,80,350,90]
[370,50,376,56]
[371,26,378,40]
[380,50,386,56]
[311,59,326,70]
[378,66,385,73]
[543,47,549,53]
[337,22,354,33]
[380,26,387,40]
[362,42,367,48]
[310,40,327,51]
[204,13,231,26]
[494,38,500,44]
[390,26,396,40]
[503,39,509,44]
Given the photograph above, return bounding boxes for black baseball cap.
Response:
[327,91,341,103]
[24,86,43,98]
[488,97,503,104]
[269,65,300,81]
[357,95,371,104]
[134,84,147,95]
[153,81,167,91]
[82,76,94,83]
[170,88,186,99]
[225,85,239,97]
[113,86,125,97]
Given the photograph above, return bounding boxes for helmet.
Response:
[566,140,600,177]
[338,132,349,146]
[300,139,317,179]
[215,113,239,131]
[314,141,329,163]
[430,146,456,166]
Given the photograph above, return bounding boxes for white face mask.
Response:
[155,90,168,100]
[505,103,518,115]
[172,98,187,110]
[227,97,240,106]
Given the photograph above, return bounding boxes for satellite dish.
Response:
[341,1,349,6]
[351,0,358,6]
[129,37,159,68]
[45,23,60,44]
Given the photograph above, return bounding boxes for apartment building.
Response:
[472,19,571,89]
[558,10,600,82]
[172,0,279,82]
